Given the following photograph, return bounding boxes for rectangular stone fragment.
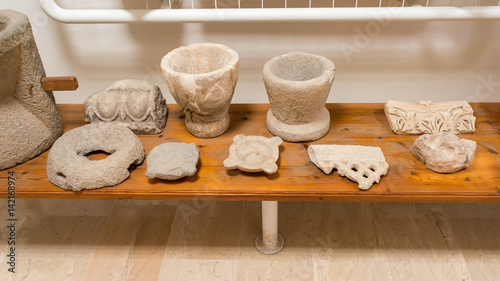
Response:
[84,79,167,134]
[384,100,475,134]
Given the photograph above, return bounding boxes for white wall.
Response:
[1,0,500,104]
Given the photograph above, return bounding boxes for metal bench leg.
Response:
[255,201,284,254]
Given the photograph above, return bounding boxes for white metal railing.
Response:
[39,0,500,22]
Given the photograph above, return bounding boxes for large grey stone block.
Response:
[0,10,63,170]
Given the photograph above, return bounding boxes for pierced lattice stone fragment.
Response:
[224,134,283,174]
[384,100,475,135]
[308,144,389,190]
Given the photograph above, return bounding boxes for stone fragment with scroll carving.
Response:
[308,145,389,190]
[84,80,167,134]
[384,100,475,135]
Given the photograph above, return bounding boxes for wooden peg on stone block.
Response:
[41,76,79,91]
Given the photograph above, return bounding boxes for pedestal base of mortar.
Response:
[266,107,330,142]
[185,113,230,138]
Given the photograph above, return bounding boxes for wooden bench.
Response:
[2,103,499,253]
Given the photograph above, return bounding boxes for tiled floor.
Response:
[1,199,499,281]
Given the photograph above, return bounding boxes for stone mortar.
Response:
[161,43,239,138]
[263,52,335,142]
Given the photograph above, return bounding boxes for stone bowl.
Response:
[263,52,335,142]
[161,43,239,138]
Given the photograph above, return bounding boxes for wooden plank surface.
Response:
[1,103,499,202]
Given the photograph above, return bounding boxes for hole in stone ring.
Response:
[351,167,358,172]
[362,173,369,178]
[82,150,113,161]
[56,172,66,179]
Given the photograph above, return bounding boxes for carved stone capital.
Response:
[384,100,475,135]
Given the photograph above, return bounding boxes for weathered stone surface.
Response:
[161,43,239,138]
[308,144,389,190]
[84,79,167,134]
[413,132,476,173]
[384,100,475,135]
[224,134,283,174]
[47,123,145,191]
[264,52,335,142]
[0,10,63,170]
[145,142,199,180]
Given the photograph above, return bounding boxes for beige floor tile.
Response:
[439,203,500,281]
[311,202,385,261]
[313,259,393,281]
[308,202,475,281]
[160,258,237,281]
[374,203,472,281]
[81,203,177,281]
[1,199,114,281]
[159,201,242,281]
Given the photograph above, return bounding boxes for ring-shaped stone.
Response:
[47,123,145,191]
